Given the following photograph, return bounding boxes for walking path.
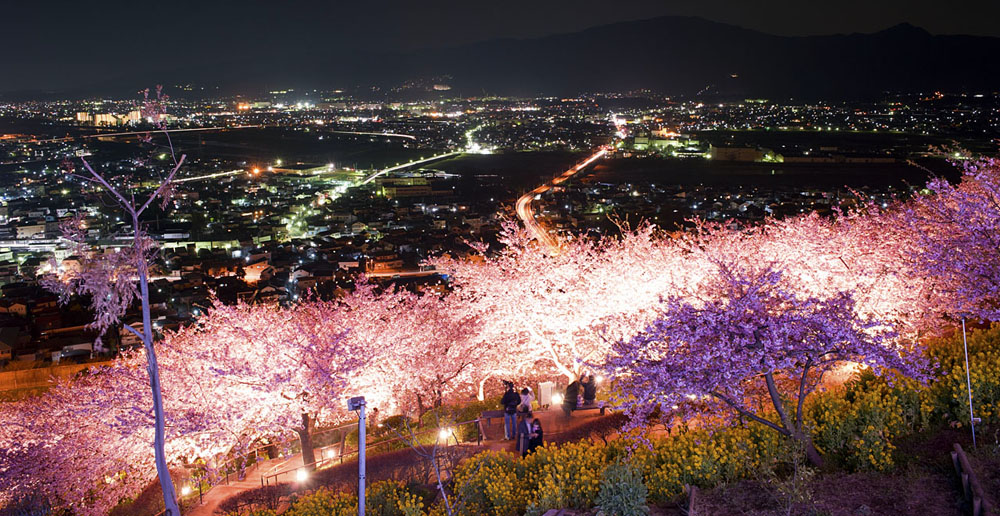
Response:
[182,407,610,515]
[185,453,304,516]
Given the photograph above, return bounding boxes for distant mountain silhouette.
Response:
[390,16,1000,98]
[6,17,999,100]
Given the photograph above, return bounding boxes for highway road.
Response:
[358,151,462,185]
[515,148,607,252]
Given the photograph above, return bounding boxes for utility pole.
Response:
[348,396,367,516]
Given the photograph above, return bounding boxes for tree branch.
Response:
[764,372,793,432]
[136,155,186,216]
[80,157,135,215]
[795,359,813,432]
[710,391,789,436]
[122,323,145,340]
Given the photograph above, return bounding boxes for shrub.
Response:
[366,480,425,516]
[374,415,417,437]
[922,324,1000,428]
[634,425,781,503]
[595,462,649,516]
[808,376,922,471]
[284,482,422,516]
[284,487,355,516]
[522,440,618,511]
[217,483,292,515]
[450,451,527,516]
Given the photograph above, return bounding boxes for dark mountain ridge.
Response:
[391,16,1000,98]
[4,16,998,100]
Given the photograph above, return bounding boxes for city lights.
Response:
[0,14,995,513]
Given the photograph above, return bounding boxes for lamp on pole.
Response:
[348,396,367,516]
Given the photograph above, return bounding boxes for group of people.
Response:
[501,382,544,457]
[561,374,598,417]
[499,376,600,456]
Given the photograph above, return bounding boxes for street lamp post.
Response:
[348,396,367,516]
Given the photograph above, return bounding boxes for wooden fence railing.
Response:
[951,443,994,516]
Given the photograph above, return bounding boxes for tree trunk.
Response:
[477,375,490,402]
[764,372,824,468]
[794,430,824,468]
[136,221,179,516]
[298,412,317,471]
[416,392,429,418]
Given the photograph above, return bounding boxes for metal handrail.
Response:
[169,420,360,510]
[261,418,481,487]
[205,421,358,483]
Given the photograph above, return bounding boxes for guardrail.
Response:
[145,418,483,513]
[260,418,480,487]
[951,443,994,516]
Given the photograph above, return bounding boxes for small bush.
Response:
[366,480,425,516]
[285,487,355,516]
[596,462,649,516]
[808,378,920,471]
[523,440,618,511]
[923,324,1000,428]
[218,483,292,515]
[283,481,422,516]
[451,451,527,516]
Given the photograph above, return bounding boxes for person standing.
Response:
[501,381,520,440]
[582,375,597,405]
[562,380,581,417]
[515,411,533,456]
[518,387,534,414]
[526,418,544,455]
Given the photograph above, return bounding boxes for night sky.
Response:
[3,0,999,92]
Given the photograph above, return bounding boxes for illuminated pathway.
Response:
[515,148,607,252]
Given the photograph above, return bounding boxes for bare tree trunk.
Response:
[297,412,317,471]
[135,217,179,515]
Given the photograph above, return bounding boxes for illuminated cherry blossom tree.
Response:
[683,211,935,336]
[0,298,372,515]
[433,222,699,385]
[39,86,185,515]
[601,259,926,467]
[898,159,1000,322]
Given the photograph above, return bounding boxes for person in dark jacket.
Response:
[562,380,581,417]
[582,375,597,405]
[526,418,544,455]
[515,411,533,456]
[501,381,520,440]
